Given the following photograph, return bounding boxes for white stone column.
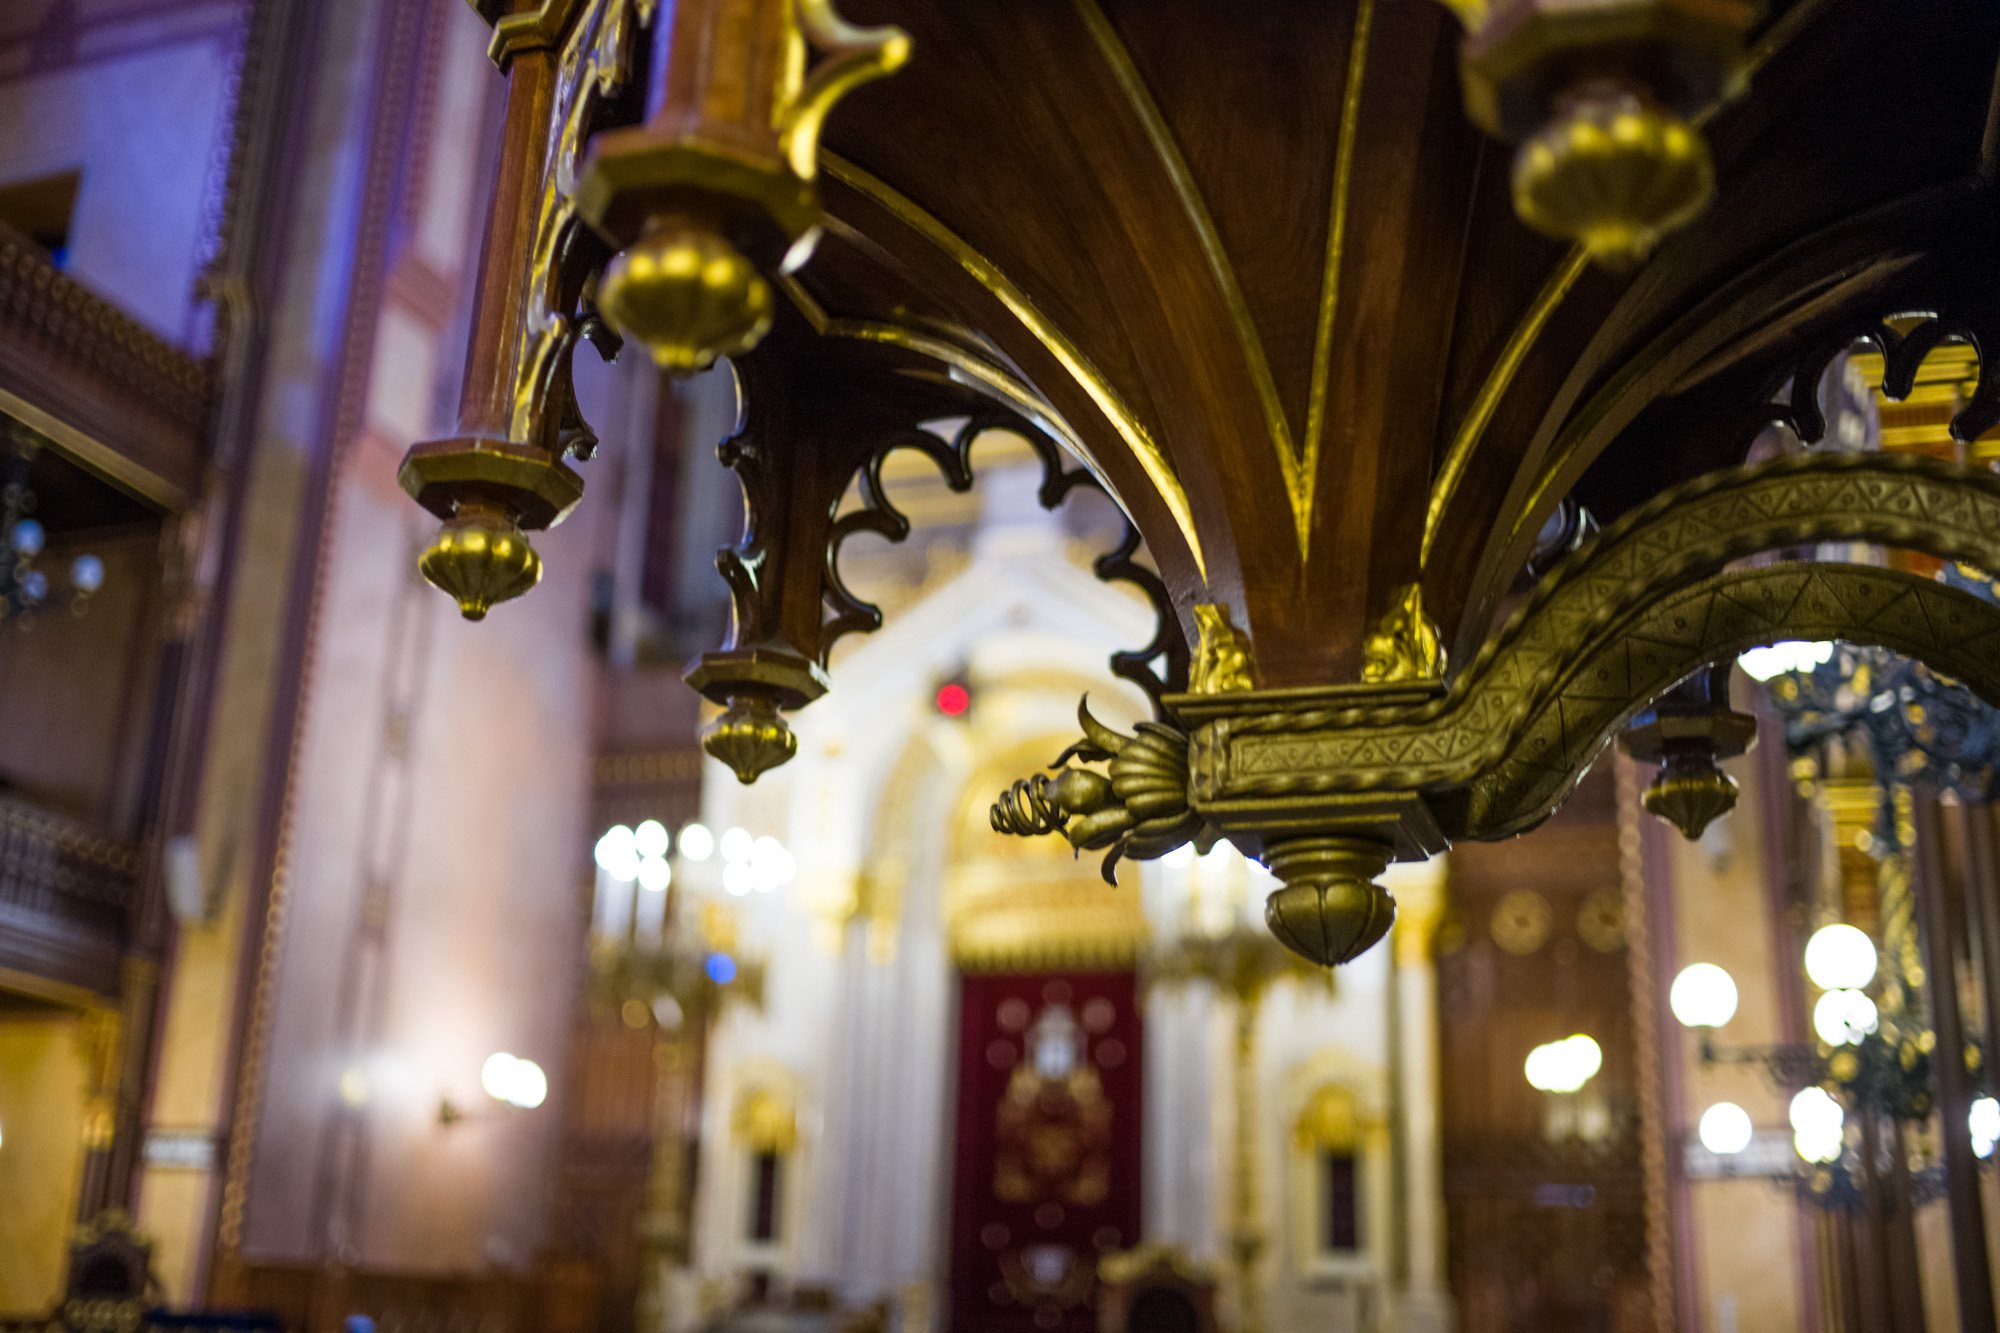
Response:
[1385,860,1453,1333]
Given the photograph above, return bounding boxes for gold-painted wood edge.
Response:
[1074,0,1313,560]
[774,274,1123,511]
[821,151,1206,580]
[1420,0,1836,568]
[1303,0,1376,562]
[0,387,187,512]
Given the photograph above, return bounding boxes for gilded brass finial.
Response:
[1511,90,1713,266]
[1361,583,1444,683]
[418,502,542,621]
[597,225,775,375]
[1190,604,1253,693]
[703,693,798,784]
[1262,836,1397,967]
[1641,754,1739,839]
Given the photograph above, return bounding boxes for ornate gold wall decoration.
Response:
[1575,888,1626,953]
[732,1086,798,1153]
[1489,889,1552,955]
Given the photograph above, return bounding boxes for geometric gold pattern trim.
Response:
[1189,453,2000,839]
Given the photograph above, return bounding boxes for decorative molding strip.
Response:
[0,225,208,432]
[595,749,706,786]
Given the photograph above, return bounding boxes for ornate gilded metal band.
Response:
[821,152,1207,580]
[1465,562,2000,837]
[1200,452,2000,802]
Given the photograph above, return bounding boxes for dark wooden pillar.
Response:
[1913,795,1996,1331]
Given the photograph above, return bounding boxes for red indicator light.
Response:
[936,682,970,716]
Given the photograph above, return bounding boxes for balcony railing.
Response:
[0,793,141,992]
[0,222,209,508]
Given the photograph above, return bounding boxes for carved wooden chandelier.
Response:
[408,0,2000,966]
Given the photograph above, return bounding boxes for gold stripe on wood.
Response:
[821,153,1207,580]
[1476,0,1836,560]
[1422,247,1588,568]
[776,273,1118,501]
[1302,0,1375,561]
[1075,0,1312,558]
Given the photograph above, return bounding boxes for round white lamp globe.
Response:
[1812,988,1879,1047]
[1669,963,1739,1029]
[1804,924,1877,992]
[678,823,714,861]
[1972,1097,2000,1159]
[1698,1102,1754,1155]
[1790,1086,1843,1135]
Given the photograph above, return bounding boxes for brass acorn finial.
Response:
[703,692,797,785]
[597,225,775,375]
[1511,88,1714,266]
[1643,753,1740,840]
[418,503,541,621]
[1261,837,1398,967]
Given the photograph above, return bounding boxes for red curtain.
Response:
[949,971,1144,1333]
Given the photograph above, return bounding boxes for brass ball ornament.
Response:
[418,504,542,621]
[598,226,776,375]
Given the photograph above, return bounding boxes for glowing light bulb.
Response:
[634,819,669,858]
[1973,1097,2000,1159]
[1813,988,1879,1047]
[1669,963,1739,1029]
[720,827,754,864]
[594,826,639,881]
[1524,1034,1602,1093]
[482,1052,519,1101]
[678,823,714,861]
[70,554,103,593]
[636,855,671,892]
[481,1052,547,1109]
[1804,924,1877,991]
[1790,1087,1843,1135]
[1737,640,1833,682]
[1698,1102,1753,1155]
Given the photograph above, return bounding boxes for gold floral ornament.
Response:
[1489,888,1552,955]
[989,698,1202,884]
[732,1086,798,1153]
[1361,582,1444,683]
[1190,603,1253,693]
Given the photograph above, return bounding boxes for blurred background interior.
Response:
[1,3,2000,1333]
